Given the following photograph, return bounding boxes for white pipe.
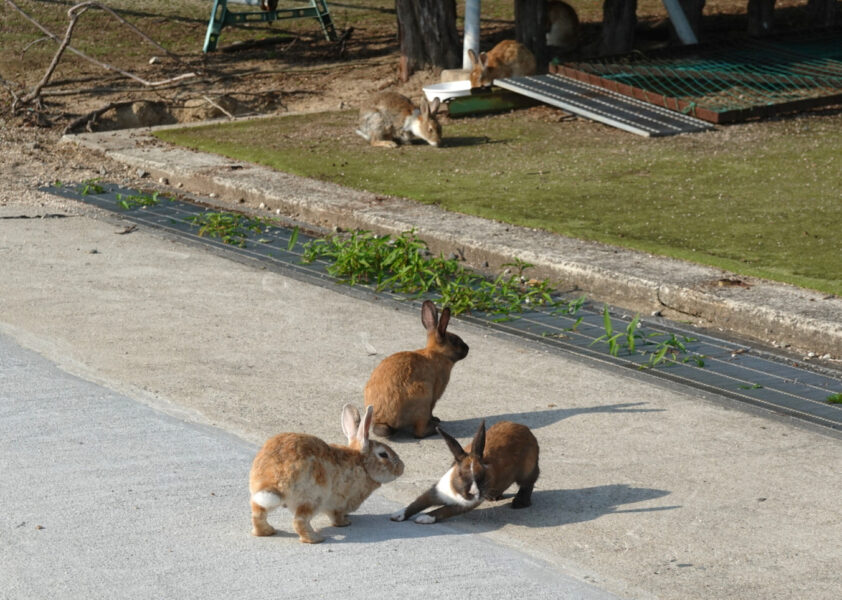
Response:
[661,0,698,45]
[463,0,481,70]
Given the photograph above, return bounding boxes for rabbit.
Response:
[390,420,540,523]
[249,403,404,543]
[546,0,580,51]
[356,91,442,148]
[467,40,537,89]
[364,300,469,438]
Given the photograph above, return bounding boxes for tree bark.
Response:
[746,0,776,35]
[806,0,837,28]
[514,0,549,67]
[600,0,637,55]
[395,0,460,80]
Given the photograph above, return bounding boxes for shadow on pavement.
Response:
[407,402,665,439]
[323,483,676,544]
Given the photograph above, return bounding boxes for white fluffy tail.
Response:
[251,489,282,510]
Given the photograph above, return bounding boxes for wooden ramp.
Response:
[495,74,713,137]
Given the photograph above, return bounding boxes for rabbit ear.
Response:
[479,52,489,68]
[429,97,441,115]
[421,300,439,332]
[436,307,451,341]
[420,97,430,116]
[356,405,374,452]
[341,404,362,444]
[467,49,479,67]
[437,426,467,461]
[470,420,486,458]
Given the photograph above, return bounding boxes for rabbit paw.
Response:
[390,508,407,522]
[414,514,436,525]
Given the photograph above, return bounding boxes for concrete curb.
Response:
[64,127,842,358]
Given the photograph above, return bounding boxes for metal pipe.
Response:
[661,0,698,45]
[463,0,481,70]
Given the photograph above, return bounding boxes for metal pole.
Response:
[661,0,698,45]
[463,0,481,70]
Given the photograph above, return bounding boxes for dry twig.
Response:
[6,0,196,111]
[62,100,130,135]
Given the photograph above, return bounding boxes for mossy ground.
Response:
[155,102,842,296]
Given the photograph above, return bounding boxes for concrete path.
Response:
[0,333,618,600]
[66,127,842,358]
[1,159,841,600]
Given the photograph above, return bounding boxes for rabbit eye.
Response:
[376,449,389,459]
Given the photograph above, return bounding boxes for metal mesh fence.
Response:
[558,31,842,123]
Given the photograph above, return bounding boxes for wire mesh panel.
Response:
[557,31,842,123]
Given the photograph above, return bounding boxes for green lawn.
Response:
[154,108,842,295]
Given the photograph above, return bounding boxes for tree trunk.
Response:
[600,0,637,55]
[395,0,460,80]
[746,0,775,36]
[806,0,837,28]
[514,0,549,67]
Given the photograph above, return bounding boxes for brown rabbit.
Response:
[467,40,537,89]
[390,420,540,523]
[356,91,442,148]
[364,300,469,438]
[546,0,580,51]
[249,404,404,543]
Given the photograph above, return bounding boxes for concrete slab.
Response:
[0,334,619,600]
[1,196,841,600]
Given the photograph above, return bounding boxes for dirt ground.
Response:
[0,0,832,205]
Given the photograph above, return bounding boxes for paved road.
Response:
[1,194,841,600]
[0,334,620,600]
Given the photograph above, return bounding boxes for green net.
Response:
[563,32,842,119]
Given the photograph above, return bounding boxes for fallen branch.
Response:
[16,3,89,109]
[62,100,130,135]
[202,95,235,120]
[6,0,196,111]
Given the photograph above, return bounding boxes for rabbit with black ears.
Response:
[364,300,469,438]
[249,404,404,543]
[391,420,539,523]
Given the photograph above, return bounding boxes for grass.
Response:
[302,229,560,318]
[154,108,842,295]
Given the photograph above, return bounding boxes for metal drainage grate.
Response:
[46,183,842,432]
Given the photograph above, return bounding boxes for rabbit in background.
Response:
[249,404,404,543]
[468,40,537,88]
[546,0,580,51]
[356,91,442,148]
[364,300,469,438]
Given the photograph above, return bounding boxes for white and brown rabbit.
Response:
[356,91,442,148]
[390,420,539,523]
[468,40,537,89]
[364,300,469,438]
[546,0,580,51]
[249,404,404,543]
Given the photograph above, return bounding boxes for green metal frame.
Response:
[203,0,337,53]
